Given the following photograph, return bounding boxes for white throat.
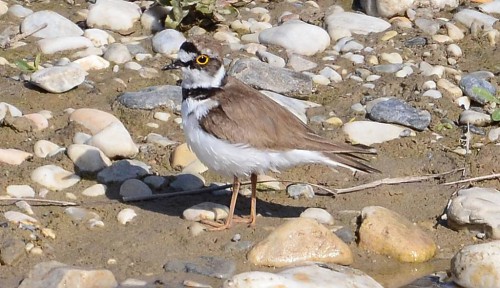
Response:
[181,65,226,89]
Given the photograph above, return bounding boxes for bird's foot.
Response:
[200,219,232,231]
[232,215,256,227]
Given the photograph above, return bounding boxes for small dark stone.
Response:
[369,98,431,131]
[117,85,182,110]
[404,37,428,47]
[334,227,356,244]
[97,160,150,184]
[401,272,457,288]
[464,125,485,136]
[459,75,497,105]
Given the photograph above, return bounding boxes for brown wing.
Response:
[199,76,375,155]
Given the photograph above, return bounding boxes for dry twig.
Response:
[0,197,77,206]
[333,168,464,194]
[442,173,500,186]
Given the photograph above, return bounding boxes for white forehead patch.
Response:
[178,49,196,63]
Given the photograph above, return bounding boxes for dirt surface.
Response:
[0,1,499,287]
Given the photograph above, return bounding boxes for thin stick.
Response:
[333,168,464,194]
[0,197,77,206]
[122,179,335,202]
[11,23,48,42]
[442,173,500,186]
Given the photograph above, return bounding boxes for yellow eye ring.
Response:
[196,55,210,65]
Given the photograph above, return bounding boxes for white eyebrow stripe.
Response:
[178,50,197,63]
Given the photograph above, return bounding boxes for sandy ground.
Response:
[1,0,499,287]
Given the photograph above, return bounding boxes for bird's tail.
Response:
[323,152,380,174]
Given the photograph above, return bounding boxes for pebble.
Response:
[152,29,186,55]
[422,89,442,99]
[437,78,463,100]
[31,165,80,191]
[368,98,431,131]
[146,133,176,147]
[395,66,413,78]
[72,47,104,58]
[23,113,49,131]
[97,159,150,184]
[342,121,413,145]
[143,175,166,189]
[21,11,83,38]
[256,175,282,191]
[153,112,171,122]
[165,256,236,279]
[422,80,437,90]
[247,218,352,267]
[300,208,334,225]
[183,202,229,222]
[86,0,141,34]
[81,184,107,197]
[371,64,403,74]
[117,208,137,225]
[445,22,465,41]
[358,206,437,262]
[86,122,138,158]
[489,127,500,142]
[16,201,34,215]
[0,148,33,165]
[170,173,205,191]
[188,222,207,237]
[287,54,317,72]
[479,0,500,14]
[119,179,153,199]
[415,18,441,35]
[170,143,199,169]
[69,108,120,135]
[451,241,500,288]
[67,144,112,174]
[447,187,500,239]
[459,74,497,105]
[5,210,36,227]
[83,28,112,47]
[380,52,403,64]
[18,261,117,288]
[103,43,132,64]
[118,85,182,110]
[459,110,491,127]
[259,20,330,56]
[0,102,22,122]
[38,36,93,54]
[124,61,141,70]
[446,44,462,58]
[453,9,497,29]
[325,11,391,41]
[228,59,312,95]
[73,55,110,71]
[6,185,35,198]
[224,264,383,288]
[319,67,342,83]
[8,4,33,18]
[30,64,87,93]
[256,50,286,68]
[404,36,428,47]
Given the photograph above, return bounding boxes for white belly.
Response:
[181,98,338,178]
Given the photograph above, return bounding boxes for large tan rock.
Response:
[247,218,353,267]
[170,143,199,168]
[359,206,436,262]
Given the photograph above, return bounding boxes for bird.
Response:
[164,36,379,230]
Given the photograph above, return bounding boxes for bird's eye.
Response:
[196,55,210,65]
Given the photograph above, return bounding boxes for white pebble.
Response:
[82,184,107,197]
[30,64,88,93]
[7,185,35,198]
[312,75,330,85]
[422,89,442,99]
[183,202,229,222]
[117,208,137,225]
[15,201,34,215]
[153,112,170,122]
[31,165,81,191]
[73,55,110,71]
[4,211,38,224]
[67,144,112,174]
[447,44,462,58]
[380,52,403,64]
[422,80,437,90]
[0,148,33,165]
[300,208,335,225]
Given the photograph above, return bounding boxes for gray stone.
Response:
[447,187,500,239]
[103,43,132,64]
[453,9,498,29]
[371,64,404,74]
[368,98,431,130]
[287,183,315,199]
[404,37,428,47]
[459,110,492,127]
[152,29,186,54]
[165,256,236,279]
[21,11,83,38]
[170,173,205,191]
[415,18,441,35]
[97,159,150,184]
[146,133,176,147]
[30,64,88,93]
[18,261,117,288]
[119,179,153,199]
[258,20,330,56]
[117,85,182,110]
[402,272,458,288]
[228,59,312,95]
[0,236,25,266]
[459,74,498,105]
[256,50,286,68]
[333,227,356,244]
[287,54,317,72]
[8,4,33,18]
